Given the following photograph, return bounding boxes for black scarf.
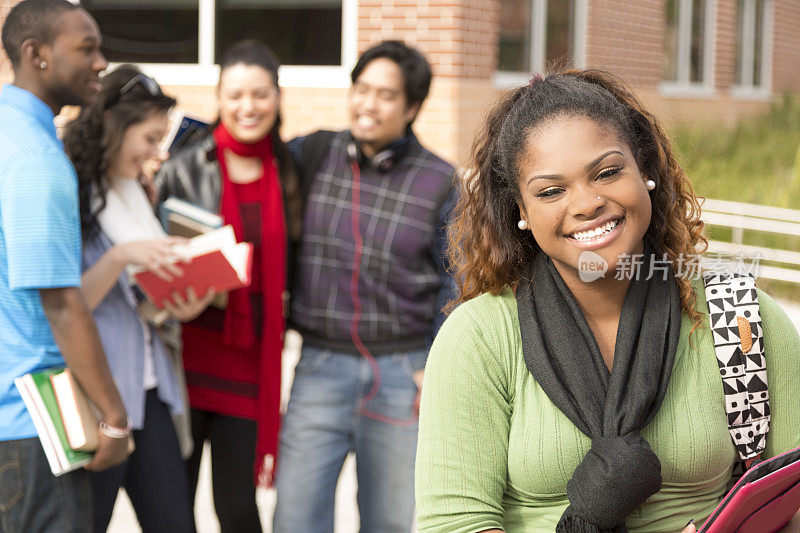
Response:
[516,247,681,532]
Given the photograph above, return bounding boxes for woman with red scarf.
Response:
[155,41,301,531]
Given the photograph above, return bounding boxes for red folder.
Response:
[700,445,800,533]
[134,243,253,309]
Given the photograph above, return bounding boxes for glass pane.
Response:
[735,0,745,85]
[499,0,532,72]
[83,0,199,64]
[545,0,574,67]
[690,0,706,83]
[663,0,679,82]
[216,0,341,66]
[753,0,765,87]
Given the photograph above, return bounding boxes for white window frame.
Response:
[493,0,587,88]
[732,0,772,99]
[84,0,358,88]
[660,0,716,98]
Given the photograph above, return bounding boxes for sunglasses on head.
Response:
[106,73,162,108]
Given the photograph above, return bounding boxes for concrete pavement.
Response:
[107,331,363,533]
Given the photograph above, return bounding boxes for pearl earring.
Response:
[645,179,656,191]
[39,61,47,70]
[518,219,528,230]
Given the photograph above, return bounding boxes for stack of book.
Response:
[159,197,223,239]
[15,368,96,475]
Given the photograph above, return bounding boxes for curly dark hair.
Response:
[63,65,176,240]
[448,68,707,327]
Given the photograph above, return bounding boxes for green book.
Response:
[14,366,92,475]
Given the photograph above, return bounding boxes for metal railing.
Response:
[700,198,800,284]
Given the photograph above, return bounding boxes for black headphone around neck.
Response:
[347,141,396,173]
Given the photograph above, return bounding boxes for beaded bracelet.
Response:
[99,419,132,439]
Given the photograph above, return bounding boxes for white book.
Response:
[50,370,98,452]
[160,197,223,233]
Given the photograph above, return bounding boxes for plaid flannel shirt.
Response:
[289,130,456,355]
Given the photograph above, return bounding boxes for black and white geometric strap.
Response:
[703,272,769,461]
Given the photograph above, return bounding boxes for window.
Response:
[81,0,354,84]
[498,0,584,75]
[82,0,199,64]
[544,0,576,68]
[499,0,532,73]
[663,0,714,88]
[735,0,769,90]
[215,0,341,66]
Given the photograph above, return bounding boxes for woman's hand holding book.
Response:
[115,238,187,281]
[162,285,216,322]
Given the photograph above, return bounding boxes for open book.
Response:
[133,225,252,309]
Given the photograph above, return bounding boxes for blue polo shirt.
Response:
[0,85,82,440]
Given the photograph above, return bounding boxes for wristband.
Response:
[99,419,132,439]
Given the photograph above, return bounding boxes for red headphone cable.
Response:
[348,157,418,427]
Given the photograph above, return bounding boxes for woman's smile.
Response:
[566,215,625,251]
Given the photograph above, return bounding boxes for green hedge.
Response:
[670,93,800,208]
[669,94,800,300]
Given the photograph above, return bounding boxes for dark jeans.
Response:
[0,437,91,533]
[186,409,261,532]
[90,389,193,533]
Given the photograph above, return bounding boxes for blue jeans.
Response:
[0,438,91,533]
[273,346,426,533]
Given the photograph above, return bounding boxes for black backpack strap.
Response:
[297,130,337,199]
[703,271,770,464]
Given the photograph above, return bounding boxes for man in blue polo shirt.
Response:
[0,1,129,530]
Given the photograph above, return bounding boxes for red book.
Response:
[133,225,253,309]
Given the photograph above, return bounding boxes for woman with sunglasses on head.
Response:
[155,40,301,531]
[415,69,800,532]
[63,65,214,533]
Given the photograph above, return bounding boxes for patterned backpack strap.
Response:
[703,272,770,463]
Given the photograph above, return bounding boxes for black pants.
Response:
[186,409,261,532]
[90,389,193,533]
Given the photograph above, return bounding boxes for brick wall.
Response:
[357,0,498,80]
[2,0,800,160]
[714,0,736,92]
[585,0,664,87]
[772,0,800,93]
[643,88,772,126]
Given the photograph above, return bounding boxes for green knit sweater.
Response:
[416,284,800,532]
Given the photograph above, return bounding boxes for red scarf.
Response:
[213,123,286,486]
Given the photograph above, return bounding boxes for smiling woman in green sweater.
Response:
[415,69,800,533]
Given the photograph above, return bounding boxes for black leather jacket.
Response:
[155,135,223,213]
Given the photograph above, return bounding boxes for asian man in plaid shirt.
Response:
[274,40,456,533]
